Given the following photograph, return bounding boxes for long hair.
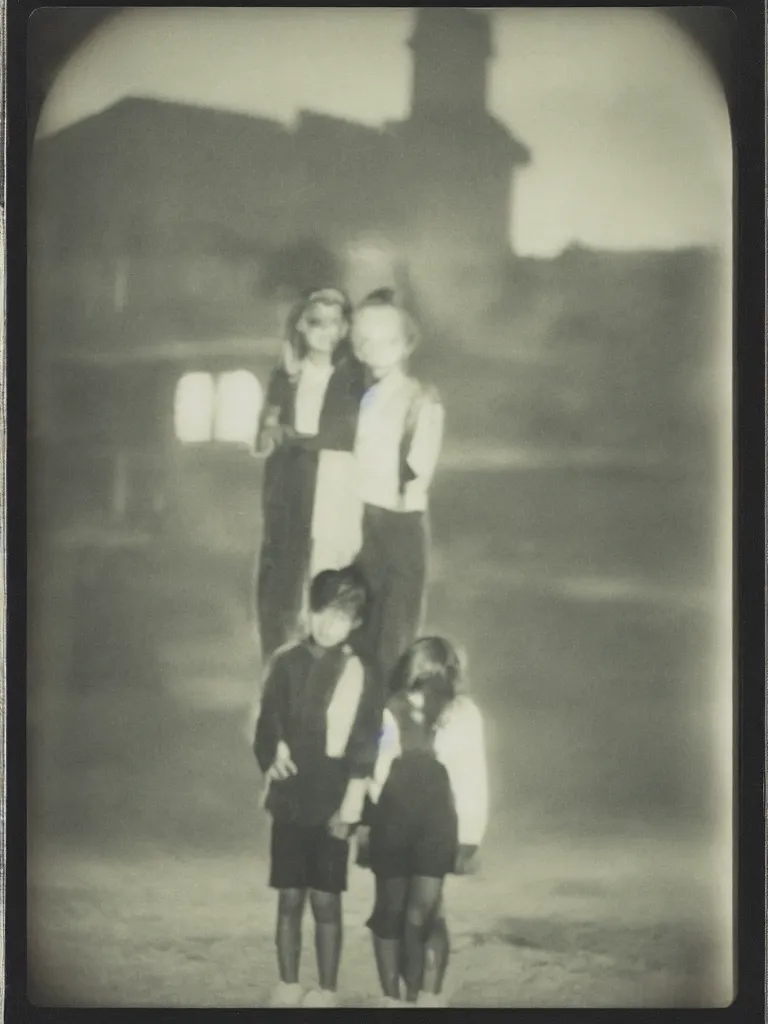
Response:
[283,287,354,375]
[389,636,463,700]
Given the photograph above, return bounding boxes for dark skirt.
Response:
[367,751,458,880]
[255,444,318,660]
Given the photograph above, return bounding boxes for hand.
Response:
[267,741,297,782]
[454,844,479,876]
[326,812,356,841]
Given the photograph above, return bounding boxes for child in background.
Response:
[362,637,488,1007]
[351,290,445,693]
[253,566,382,1008]
[254,288,366,661]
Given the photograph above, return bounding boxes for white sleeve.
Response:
[368,708,401,804]
[435,698,489,847]
[407,396,444,485]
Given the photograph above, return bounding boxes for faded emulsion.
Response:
[26,6,733,1010]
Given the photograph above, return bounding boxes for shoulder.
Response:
[407,378,442,410]
[438,695,483,737]
[339,646,366,677]
[420,382,442,406]
[379,707,401,750]
[266,365,293,399]
[333,353,365,381]
[265,640,305,674]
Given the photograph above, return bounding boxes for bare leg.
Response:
[276,888,306,984]
[368,876,409,1001]
[309,889,343,992]
[423,904,450,995]
[373,937,403,1000]
[402,876,444,1002]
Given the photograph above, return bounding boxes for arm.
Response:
[253,368,290,456]
[405,388,445,489]
[253,655,286,775]
[436,697,489,848]
[336,668,385,825]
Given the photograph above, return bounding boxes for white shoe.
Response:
[379,996,410,1008]
[302,988,339,1008]
[269,981,303,1007]
[416,992,449,1007]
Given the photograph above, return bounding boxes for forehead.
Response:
[303,301,343,323]
[314,603,355,619]
[353,305,405,340]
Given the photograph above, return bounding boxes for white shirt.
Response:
[293,361,334,436]
[355,369,444,513]
[369,694,489,847]
[434,695,489,847]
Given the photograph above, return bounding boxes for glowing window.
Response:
[214,370,264,444]
[174,369,263,446]
[174,372,216,443]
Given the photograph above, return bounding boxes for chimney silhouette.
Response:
[409,7,493,117]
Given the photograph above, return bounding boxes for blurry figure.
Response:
[252,566,382,1008]
[358,637,489,1006]
[351,290,445,691]
[253,287,366,660]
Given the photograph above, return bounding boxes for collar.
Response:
[364,366,410,395]
[303,638,352,660]
[303,638,326,659]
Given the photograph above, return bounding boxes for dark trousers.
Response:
[255,446,317,661]
[354,505,428,694]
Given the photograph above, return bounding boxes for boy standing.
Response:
[351,290,445,693]
[253,566,382,1008]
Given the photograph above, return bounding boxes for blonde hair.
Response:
[284,287,354,374]
[354,288,421,351]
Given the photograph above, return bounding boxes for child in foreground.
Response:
[253,566,382,1008]
[361,637,489,1007]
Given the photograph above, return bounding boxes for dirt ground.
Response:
[28,827,728,1008]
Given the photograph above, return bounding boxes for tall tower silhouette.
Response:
[398,8,530,332]
[409,7,493,117]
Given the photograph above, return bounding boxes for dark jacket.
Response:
[254,355,367,660]
[257,355,366,456]
[254,639,382,827]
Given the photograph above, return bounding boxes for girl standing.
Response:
[362,637,489,1007]
[254,288,366,660]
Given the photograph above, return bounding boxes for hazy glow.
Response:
[213,371,263,444]
[37,7,731,256]
[174,372,215,444]
[174,370,263,445]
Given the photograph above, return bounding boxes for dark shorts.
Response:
[368,752,458,880]
[269,820,350,894]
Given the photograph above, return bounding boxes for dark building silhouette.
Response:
[27,5,717,547]
[29,7,530,354]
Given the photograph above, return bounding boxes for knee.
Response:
[405,902,437,938]
[427,914,448,943]
[278,888,305,918]
[309,889,341,924]
[368,900,405,940]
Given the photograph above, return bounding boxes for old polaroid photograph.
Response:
[26,6,734,1009]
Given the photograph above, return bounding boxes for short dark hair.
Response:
[309,565,369,620]
[355,289,421,350]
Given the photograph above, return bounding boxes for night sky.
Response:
[37,7,731,257]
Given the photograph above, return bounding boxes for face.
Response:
[309,605,359,649]
[298,302,346,356]
[352,306,411,378]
